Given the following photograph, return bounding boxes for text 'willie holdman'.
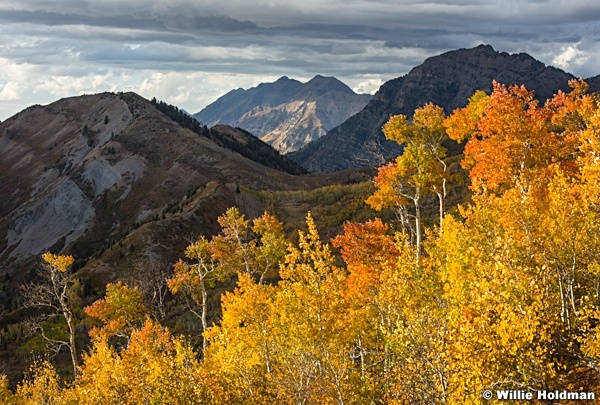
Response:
[483,389,596,401]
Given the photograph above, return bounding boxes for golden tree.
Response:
[368,103,450,257]
[20,253,80,379]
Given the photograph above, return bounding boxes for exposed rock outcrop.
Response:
[194,75,372,154]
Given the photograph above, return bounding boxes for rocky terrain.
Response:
[0,92,343,285]
[194,75,372,154]
[289,45,600,172]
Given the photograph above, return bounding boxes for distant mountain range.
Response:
[194,75,372,154]
[288,45,600,172]
[3,44,600,277]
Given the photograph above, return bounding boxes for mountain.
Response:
[289,45,598,172]
[149,98,306,175]
[0,92,321,281]
[586,74,600,91]
[0,91,378,382]
[194,75,372,154]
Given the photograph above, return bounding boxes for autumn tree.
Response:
[203,273,278,403]
[427,79,600,400]
[274,213,354,404]
[14,361,63,405]
[211,207,287,284]
[90,320,204,404]
[167,235,225,351]
[60,320,206,404]
[444,80,581,195]
[20,253,81,379]
[205,213,362,404]
[84,281,147,344]
[331,219,401,399]
[0,375,16,405]
[367,103,450,257]
[168,208,287,351]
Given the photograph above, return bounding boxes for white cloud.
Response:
[552,43,589,72]
[350,76,384,95]
[135,71,282,113]
[0,82,20,100]
[0,0,599,120]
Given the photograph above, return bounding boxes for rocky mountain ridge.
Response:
[289,45,600,172]
[0,92,318,280]
[194,75,372,154]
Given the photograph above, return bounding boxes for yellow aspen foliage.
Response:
[41,252,74,273]
[330,219,405,399]
[203,273,278,403]
[167,236,223,351]
[205,213,361,404]
[118,320,205,404]
[84,281,147,342]
[251,211,288,283]
[430,208,557,403]
[168,209,287,352]
[368,103,450,254]
[424,81,600,400]
[56,319,207,405]
[14,361,63,405]
[0,375,17,405]
[271,214,354,404]
[443,90,490,143]
[210,208,287,283]
[65,340,125,404]
[373,233,450,404]
[210,207,254,276]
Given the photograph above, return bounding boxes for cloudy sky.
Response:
[0,0,599,120]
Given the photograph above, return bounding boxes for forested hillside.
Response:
[3,80,600,404]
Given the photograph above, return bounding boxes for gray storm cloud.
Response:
[0,0,599,120]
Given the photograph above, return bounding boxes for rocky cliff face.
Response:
[289,45,596,172]
[0,95,134,262]
[194,75,372,154]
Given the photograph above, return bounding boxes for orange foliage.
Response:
[446,80,586,194]
[332,219,399,300]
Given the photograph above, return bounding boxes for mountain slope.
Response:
[194,75,372,153]
[0,92,314,278]
[150,98,306,175]
[585,74,600,92]
[289,45,591,172]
